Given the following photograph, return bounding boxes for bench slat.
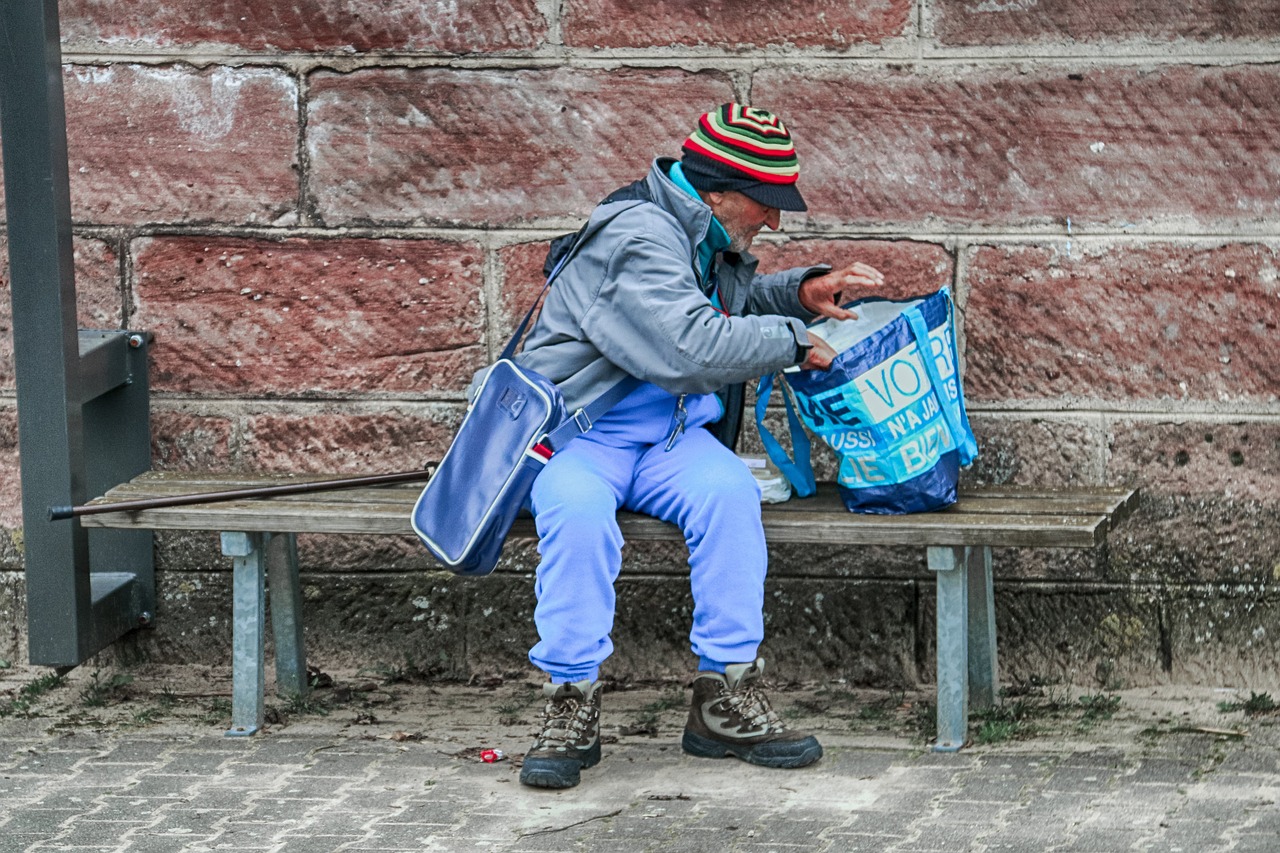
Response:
[87,472,1136,514]
[75,471,1133,549]
[92,481,1123,518]
[80,498,1107,548]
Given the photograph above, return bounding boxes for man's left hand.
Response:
[798,262,886,320]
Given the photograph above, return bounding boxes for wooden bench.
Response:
[78,471,1140,750]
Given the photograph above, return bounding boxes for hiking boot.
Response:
[682,658,823,769]
[519,679,602,789]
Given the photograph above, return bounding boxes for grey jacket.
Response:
[514,158,827,414]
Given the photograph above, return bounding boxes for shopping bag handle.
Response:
[754,373,817,498]
[904,303,978,466]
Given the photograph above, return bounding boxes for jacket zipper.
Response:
[664,394,688,451]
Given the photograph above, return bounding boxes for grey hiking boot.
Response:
[519,679,602,789]
[682,658,823,769]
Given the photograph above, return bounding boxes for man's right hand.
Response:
[800,331,837,371]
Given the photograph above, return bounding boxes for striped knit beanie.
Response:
[681,103,807,211]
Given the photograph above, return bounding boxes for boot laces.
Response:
[722,682,786,732]
[536,696,595,749]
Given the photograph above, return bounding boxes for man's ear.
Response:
[703,190,724,209]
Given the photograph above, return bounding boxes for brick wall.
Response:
[1,1,1277,688]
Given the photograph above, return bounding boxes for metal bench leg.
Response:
[265,532,308,699]
[928,545,969,752]
[222,531,265,737]
[967,546,999,711]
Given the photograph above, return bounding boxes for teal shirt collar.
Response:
[668,161,730,282]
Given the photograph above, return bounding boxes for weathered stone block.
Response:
[753,67,1280,228]
[964,242,1280,404]
[764,579,918,686]
[119,570,235,665]
[753,238,955,300]
[463,572,919,685]
[243,406,461,475]
[460,572,540,678]
[563,0,910,49]
[298,533,445,575]
[62,65,298,225]
[132,236,486,396]
[1,236,123,391]
[769,541,927,581]
[1164,586,1280,690]
[104,568,471,679]
[985,546,1113,584]
[1108,419,1280,502]
[1109,496,1280,586]
[0,408,19,531]
[150,408,235,472]
[306,68,733,227]
[496,241,562,345]
[0,571,24,664]
[295,572,469,677]
[931,0,1280,46]
[925,582,1168,690]
[962,413,1108,488]
[59,0,548,54]
[153,530,230,575]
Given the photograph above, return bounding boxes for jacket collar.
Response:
[648,157,715,250]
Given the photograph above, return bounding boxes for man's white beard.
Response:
[725,229,755,254]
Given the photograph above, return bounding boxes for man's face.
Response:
[705,191,781,253]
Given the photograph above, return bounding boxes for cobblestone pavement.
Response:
[1,667,1278,852]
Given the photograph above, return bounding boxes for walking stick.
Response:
[48,466,436,521]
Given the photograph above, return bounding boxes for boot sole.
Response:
[681,730,823,769]
[519,742,602,789]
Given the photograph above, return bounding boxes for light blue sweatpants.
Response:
[527,385,767,683]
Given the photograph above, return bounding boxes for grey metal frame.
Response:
[1,0,154,667]
[221,531,308,737]
[928,545,1000,751]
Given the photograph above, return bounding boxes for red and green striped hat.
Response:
[681,103,806,211]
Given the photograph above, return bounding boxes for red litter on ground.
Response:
[480,749,504,763]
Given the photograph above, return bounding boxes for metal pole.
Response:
[0,0,95,665]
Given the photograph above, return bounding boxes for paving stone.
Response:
[1,684,1278,853]
[0,808,84,834]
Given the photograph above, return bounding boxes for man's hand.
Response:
[798,262,886,320]
[800,331,838,371]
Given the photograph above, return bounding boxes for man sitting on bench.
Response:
[509,103,885,789]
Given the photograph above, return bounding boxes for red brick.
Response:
[0,236,121,391]
[752,238,955,301]
[563,0,909,49]
[244,410,462,475]
[151,409,235,471]
[753,65,1280,228]
[132,237,486,396]
[59,0,548,53]
[307,68,733,227]
[63,65,298,225]
[964,242,1280,403]
[932,0,1280,45]
[496,242,554,344]
[1108,420,1280,501]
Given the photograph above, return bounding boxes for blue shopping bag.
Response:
[756,288,978,514]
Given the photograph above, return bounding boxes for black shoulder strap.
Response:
[541,178,654,278]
